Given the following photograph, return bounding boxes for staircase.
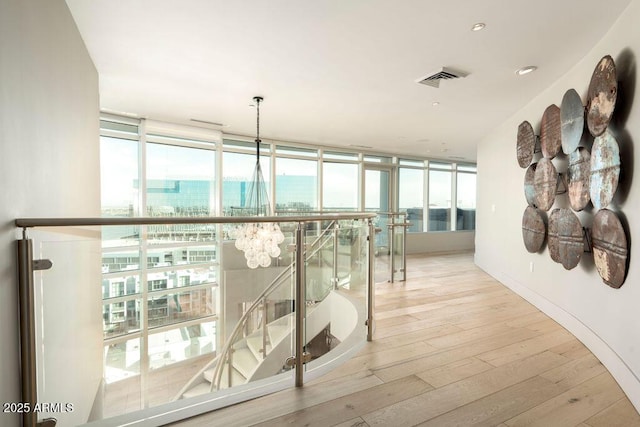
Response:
[175,221,340,400]
[178,301,329,399]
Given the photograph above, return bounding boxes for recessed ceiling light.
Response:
[432,101,440,106]
[516,66,538,76]
[471,23,486,32]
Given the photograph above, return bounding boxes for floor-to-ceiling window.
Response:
[98,115,477,418]
[275,151,318,212]
[322,152,359,211]
[456,165,477,231]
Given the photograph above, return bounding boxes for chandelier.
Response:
[233,96,285,268]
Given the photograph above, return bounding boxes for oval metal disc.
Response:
[547,209,561,263]
[534,158,557,211]
[567,147,591,211]
[560,89,584,154]
[557,208,583,270]
[517,121,536,168]
[592,209,628,288]
[590,130,620,210]
[540,104,561,159]
[522,206,546,253]
[524,163,537,207]
[587,55,617,137]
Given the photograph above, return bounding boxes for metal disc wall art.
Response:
[524,163,537,207]
[534,158,557,211]
[592,209,628,288]
[567,147,591,211]
[547,209,561,263]
[540,105,562,159]
[522,206,546,253]
[517,121,536,168]
[560,89,585,154]
[590,129,620,210]
[587,55,617,137]
[556,209,583,270]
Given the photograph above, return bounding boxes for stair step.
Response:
[268,324,291,345]
[204,365,246,389]
[246,333,271,359]
[232,347,259,379]
[182,382,210,399]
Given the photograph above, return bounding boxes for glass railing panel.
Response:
[392,220,406,282]
[303,220,369,377]
[20,213,373,426]
[36,232,105,426]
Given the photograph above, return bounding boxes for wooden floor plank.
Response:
[584,398,640,427]
[170,252,640,427]
[416,376,566,427]
[504,373,625,426]
[254,376,432,427]
[361,351,569,426]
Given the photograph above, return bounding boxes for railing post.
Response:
[17,237,37,427]
[332,222,339,290]
[389,221,395,283]
[261,298,268,359]
[367,219,375,342]
[402,222,408,282]
[295,222,306,387]
[17,233,55,427]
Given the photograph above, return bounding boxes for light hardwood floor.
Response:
[170,252,640,427]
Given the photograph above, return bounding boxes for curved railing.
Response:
[14,212,376,427]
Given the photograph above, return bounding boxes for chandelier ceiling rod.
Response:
[254,96,263,163]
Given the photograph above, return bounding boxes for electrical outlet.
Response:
[529,261,534,273]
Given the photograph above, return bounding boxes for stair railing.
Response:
[209,220,339,391]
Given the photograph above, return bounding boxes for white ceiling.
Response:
[66,0,631,162]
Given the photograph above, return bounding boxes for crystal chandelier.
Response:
[233,96,285,268]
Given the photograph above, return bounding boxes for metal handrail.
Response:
[15,213,376,229]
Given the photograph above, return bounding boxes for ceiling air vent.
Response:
[416,67,469,88]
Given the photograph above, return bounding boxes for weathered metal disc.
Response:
[547,209,561,263]
[522,206,546,253]
[592,209,628,288]
[557,209,583,270]
[567,147,591,211]
[534,158,557,211]
[540,104,561,159]
[590,130,620,210]
[524,163,537,207]
[587,55,617,137]
[517,121,536,168]
[561,89,584,154]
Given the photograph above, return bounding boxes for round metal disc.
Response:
[561,89,584,154]
[557,209,583,270]
[547,209,561,263]
[567,147,591,211]
[517,121,536,168]
[590,129,620,210]
[522,206,546,253]
[592,209,628,288]
[587,55,617,137]
[540,104,561,159]
[524,163,537,207]
[534,158,557,211]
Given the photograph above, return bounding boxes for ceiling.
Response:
[66,0,631,162]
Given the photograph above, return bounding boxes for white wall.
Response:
[0,0,101,425]
[476,0,640,412]
[406,231,475,254]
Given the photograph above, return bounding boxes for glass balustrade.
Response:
[15,213,375,427]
